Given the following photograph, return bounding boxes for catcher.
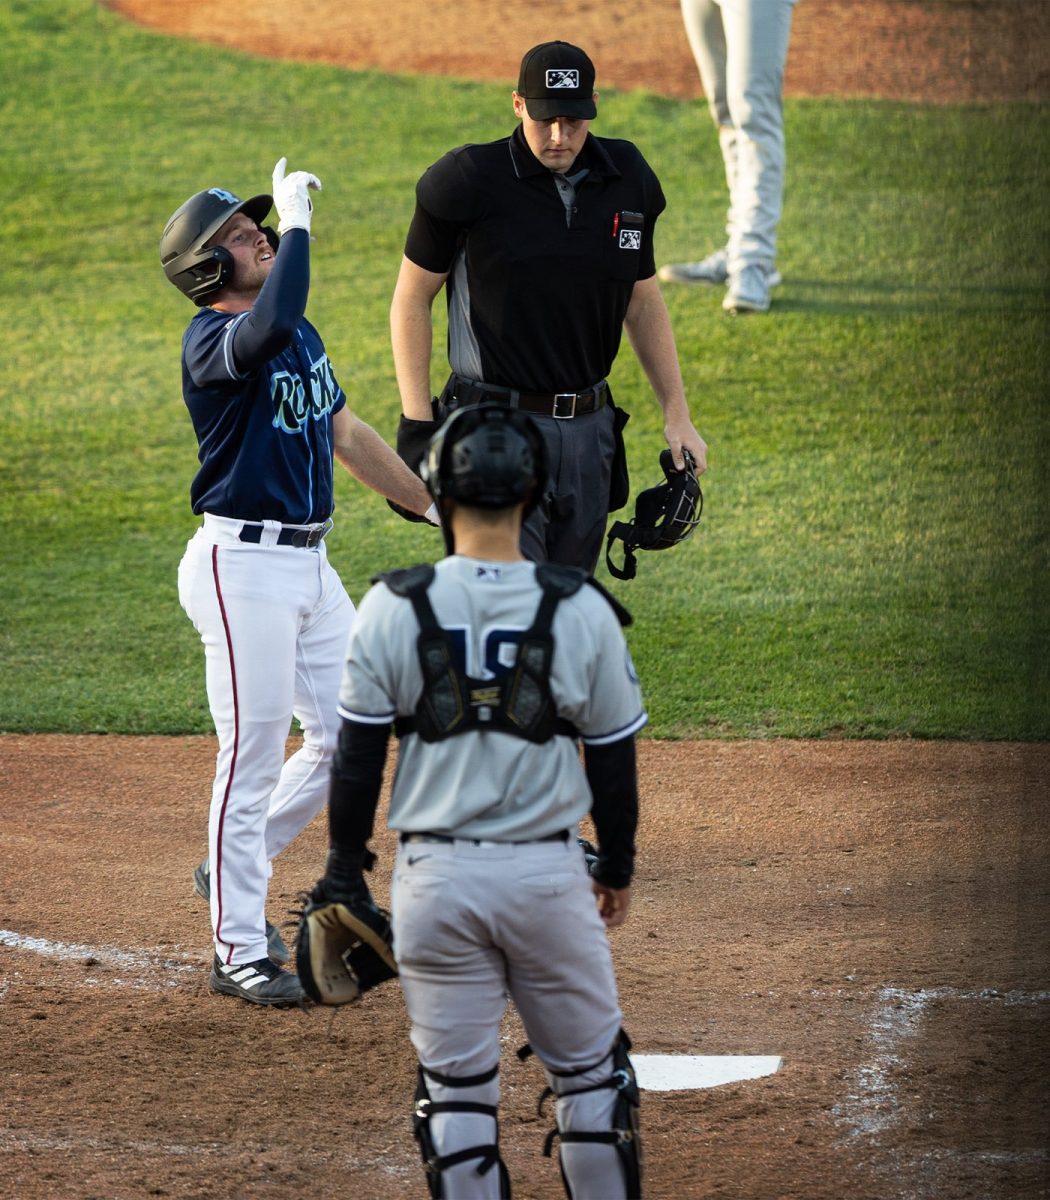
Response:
[299,404,645,1198]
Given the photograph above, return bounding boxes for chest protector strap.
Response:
[380,563,606,744]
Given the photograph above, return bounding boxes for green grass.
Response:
[1,0,1047,738]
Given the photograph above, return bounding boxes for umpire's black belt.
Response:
[449,375,607,419]
[237,518,332,548]
[400,830,570,846]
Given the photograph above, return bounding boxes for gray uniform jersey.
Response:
[337,555,647,840]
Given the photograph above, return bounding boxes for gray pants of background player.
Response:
[681,0,797,275]
[392,837,631,1199]
[521,402,617,576]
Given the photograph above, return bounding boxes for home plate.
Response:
[632,1055,783,1091]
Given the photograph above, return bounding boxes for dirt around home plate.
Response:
[4,4,1048,1198]
[2,735,1048,1199]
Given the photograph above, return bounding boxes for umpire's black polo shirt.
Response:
[404,125,666,394]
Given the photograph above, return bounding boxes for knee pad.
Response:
[536,1031,642,1199]
[413,1063,511,1199]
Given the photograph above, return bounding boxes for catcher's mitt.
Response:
[295,868,398,1006]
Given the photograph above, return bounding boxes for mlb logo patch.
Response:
[619,229,642,250]
[546,68,580,89]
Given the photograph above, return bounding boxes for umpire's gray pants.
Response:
[521,403,617,576]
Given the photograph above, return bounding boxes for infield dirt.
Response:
[4,3,1048,1198]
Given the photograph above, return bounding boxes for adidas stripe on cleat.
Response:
[208,954,304,1007]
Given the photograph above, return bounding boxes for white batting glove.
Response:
[272,156,322,235]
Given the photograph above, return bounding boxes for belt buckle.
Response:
[305,517,334,548]
[552,392,577,419]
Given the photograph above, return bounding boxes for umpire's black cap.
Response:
[517,41,597,121]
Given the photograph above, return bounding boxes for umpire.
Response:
[390,39,708,574]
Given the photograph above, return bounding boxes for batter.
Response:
[160,157,434,1006]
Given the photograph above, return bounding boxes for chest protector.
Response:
[378,562,630,744]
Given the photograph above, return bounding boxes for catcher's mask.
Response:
[160,187,278,305]
[605,449,702,580]
[422,405,548,551]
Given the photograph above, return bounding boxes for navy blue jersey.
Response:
[180,230,346,524]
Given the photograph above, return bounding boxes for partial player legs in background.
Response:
[659,0,795,314]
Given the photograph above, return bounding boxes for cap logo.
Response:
[207,188,240,205]
[546,68,580,89]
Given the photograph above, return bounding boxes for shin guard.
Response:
[413,1063,511,1199]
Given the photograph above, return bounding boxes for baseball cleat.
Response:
[658,248,729,285]
[193,859,291,966]
[723,264,779,314]
[660,249,782,295]
[208,954,304,1007]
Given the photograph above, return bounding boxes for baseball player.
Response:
[311,404,646,1196]
[160,157,435,1006]
[658,0,797,312]
[390,39,707,575]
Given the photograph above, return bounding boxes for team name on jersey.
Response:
[271,351,340,434]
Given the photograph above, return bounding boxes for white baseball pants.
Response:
[178,514,354,964]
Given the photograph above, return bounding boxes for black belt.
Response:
[237,519,331,549]
[450,376,607,419]
[400,830,570,846]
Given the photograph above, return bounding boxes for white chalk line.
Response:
[836,985,1050,1139]
[0,928,200,991]
[833,985,1050,1199]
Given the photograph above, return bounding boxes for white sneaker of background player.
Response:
[723,263,779,314]
[659,248,783,292]
[658,247,730,285]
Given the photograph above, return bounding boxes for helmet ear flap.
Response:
[174,245,234,306]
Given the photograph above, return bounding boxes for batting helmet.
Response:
[159,187,275,305]
[421,405,547,514]
[605,449,703,579]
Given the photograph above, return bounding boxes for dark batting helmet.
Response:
[605,449,703,579]
[422,405,547,515]
[159,187,275,305]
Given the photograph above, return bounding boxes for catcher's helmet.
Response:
[422,405,547,514]
[605,449,703,579]
[159,187,275,305]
